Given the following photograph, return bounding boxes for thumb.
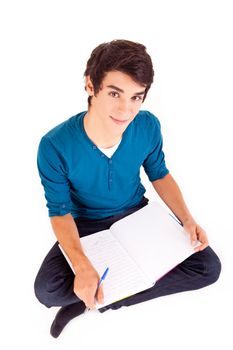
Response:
[184,223,197,246]
[190,230,197,246]
[96,284,104,304]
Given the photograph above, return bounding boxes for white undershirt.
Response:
[98,141,121,158]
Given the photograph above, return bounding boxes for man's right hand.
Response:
[73,261,104,309]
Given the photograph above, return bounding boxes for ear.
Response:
[85,76,94,96]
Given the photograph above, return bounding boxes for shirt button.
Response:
[109,159,112,164]
[93,145,97,149]
[101,154,105,157]
[109,179,113,182]
[62,204,66,208]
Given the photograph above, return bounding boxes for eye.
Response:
[132,95,143,101]
[109,91,120,98]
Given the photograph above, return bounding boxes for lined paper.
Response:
[111,202,198,281]
[80,230,154,308]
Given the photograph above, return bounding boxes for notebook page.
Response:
[80,230,154,308]
[59,229,154,308]
[111,201,198,282]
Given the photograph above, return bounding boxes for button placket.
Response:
[108,158,113,190]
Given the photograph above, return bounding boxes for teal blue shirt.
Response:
[37,110,169,219]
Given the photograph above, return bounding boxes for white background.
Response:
[1,0,232,349]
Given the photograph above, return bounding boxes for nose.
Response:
[117,99,132,117]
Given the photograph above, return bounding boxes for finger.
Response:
[96,284,104,304]
[85,294,96,310]
[86,303,96,310]
[194,240,209,252]
[193,234,209,252]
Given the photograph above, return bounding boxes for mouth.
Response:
[110,116,129,125]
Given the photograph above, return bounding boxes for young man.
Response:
[34,40,221,338]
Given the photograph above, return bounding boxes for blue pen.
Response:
[98,267,109,288]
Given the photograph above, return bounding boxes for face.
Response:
[85,71,146,135]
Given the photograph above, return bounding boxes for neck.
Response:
[84,111,122,148]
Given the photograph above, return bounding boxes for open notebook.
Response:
[59,201,199,308]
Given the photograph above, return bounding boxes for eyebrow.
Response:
[106,84,146,95]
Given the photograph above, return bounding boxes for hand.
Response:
[73,261,104,309]
[182,218,209,252]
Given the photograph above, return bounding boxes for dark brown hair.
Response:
[84,39,154,106]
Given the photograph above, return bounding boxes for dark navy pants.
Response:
[34,198,221,312]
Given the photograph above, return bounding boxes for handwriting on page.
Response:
[81,231,152,305]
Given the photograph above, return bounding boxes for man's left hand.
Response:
[182,219,209,252]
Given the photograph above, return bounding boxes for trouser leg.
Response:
[34,242,79,307]
[98,246,221,312]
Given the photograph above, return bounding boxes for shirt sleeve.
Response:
[143,114,169,181]
[37,136,72,217]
